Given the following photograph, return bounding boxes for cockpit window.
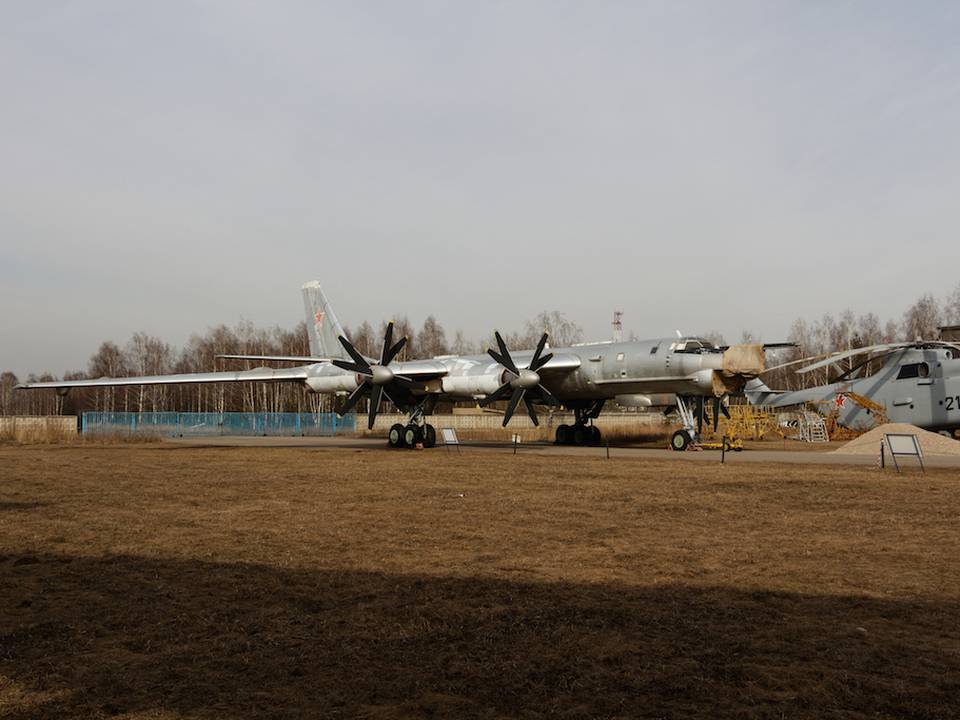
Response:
[897,362,930,380]
[674,339,716,354]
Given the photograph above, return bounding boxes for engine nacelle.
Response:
[616,393,677,409]
[615,393,653,408]
[441,372,503,398]
[304,370,361,394]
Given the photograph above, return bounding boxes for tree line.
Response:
[2,285,958,416]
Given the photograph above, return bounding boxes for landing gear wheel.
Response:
[423,424,436,448]
[591,426,601,445]
[403,424,423,448]
[671,429,691,452]
[388,423,405,449]
[573,425,590,446]
[555,424,572,445]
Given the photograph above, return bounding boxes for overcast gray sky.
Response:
[3,1,959,376]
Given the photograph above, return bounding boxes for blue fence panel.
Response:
[81,412,353,437]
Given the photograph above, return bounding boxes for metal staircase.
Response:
[800,412,829,443]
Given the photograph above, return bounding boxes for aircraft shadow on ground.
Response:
[2,553,957,719]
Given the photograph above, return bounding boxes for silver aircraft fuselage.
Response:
[303,337,736,405]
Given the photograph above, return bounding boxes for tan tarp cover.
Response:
[712,344,765,395]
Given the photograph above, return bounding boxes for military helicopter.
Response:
[744,339,960,436]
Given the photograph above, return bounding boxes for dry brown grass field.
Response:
[1,444,958,719]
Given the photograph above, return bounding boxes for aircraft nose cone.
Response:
[514,369,541,389]
[370,365,394,385]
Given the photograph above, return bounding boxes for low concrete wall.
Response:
[358,412,670,441]
[0,416,78,443]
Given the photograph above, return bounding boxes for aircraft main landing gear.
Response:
[387,399,437,449]
[388,422,436,448]
[555,401,605,446]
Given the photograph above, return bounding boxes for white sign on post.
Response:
[884,433,924,473]
[441,428,460,452]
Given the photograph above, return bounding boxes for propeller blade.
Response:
[338,380,370,416]
[483,333,562,418]
[522,395,540,426]
[494,331,519,374]
[712,397,720,433]
[487,348,513,371]
[535,383,561,407]
[502,388,525,427]
[530,352,554,372]
[529,332,549,369]
[380,322,394,365]
[721,402,731,419]
[367,384,383,430]
[390,374,419,388]
[331,359,370,375]
[337,336,370,370]
[478,382,513,407]
[383,336,407,365]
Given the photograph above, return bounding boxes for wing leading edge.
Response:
[16,366,312,390]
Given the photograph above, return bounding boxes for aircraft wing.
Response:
[16,366,312,390]
[514,353,581,372]
[218,354,330,363]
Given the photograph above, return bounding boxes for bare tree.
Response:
[125,332,172,412]
[87,341,129,412]
[523,311,583,348]
[347,321,376,358]
[0,372,18,416]
[450,329,477,355]
[902,294,942,342]
[944,283,960,325]
[416,315,448,358]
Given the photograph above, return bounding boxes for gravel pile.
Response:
[832,422,960,456]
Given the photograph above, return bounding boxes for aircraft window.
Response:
[674,339,715,354]
[896,362,930,380]
[650,344,659,355]
[616,352,625,361]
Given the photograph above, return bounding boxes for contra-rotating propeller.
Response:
[332,322,418,430]
[479,331,560,427]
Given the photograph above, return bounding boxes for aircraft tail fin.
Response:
[301,281,350,360]
[743,378,782,406]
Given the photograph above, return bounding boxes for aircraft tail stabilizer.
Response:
[302,281,350,360]
[743,378,782,406]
